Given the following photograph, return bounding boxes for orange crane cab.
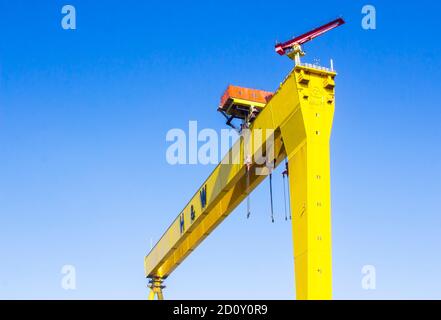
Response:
[218,85,274,129]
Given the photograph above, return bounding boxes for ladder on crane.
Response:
[145,17,345,300]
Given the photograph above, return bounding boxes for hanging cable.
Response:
[245,155,251,219]
[246,184,251,218]
[284,159,291,220]
[241,118,252,219]
[282,170,288,221]
[269,171,274,223]
[267,158,276,223]
[282,159,291,221]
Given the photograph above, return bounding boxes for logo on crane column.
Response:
[179,187,206,235]
[179,213,185,234]
[190,205,196,222]
[200,185,207,209]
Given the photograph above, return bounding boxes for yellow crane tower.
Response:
[145,18,345,300]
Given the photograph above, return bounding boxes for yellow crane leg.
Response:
[280,69,334,299]
[287,144,332,299]
[148,278,165,300]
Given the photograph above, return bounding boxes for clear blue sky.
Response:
[1,0,440,299]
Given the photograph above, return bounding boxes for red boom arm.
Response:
[275,18,345,56]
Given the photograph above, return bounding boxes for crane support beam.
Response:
[145,64,336,299]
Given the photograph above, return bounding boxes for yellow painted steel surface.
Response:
[145,64,336,299]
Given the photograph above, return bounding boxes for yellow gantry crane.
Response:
[145,18,345,300]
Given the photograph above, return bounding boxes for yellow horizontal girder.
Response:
[145,64,336,299]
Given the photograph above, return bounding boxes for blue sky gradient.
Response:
[1,0,440,299]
